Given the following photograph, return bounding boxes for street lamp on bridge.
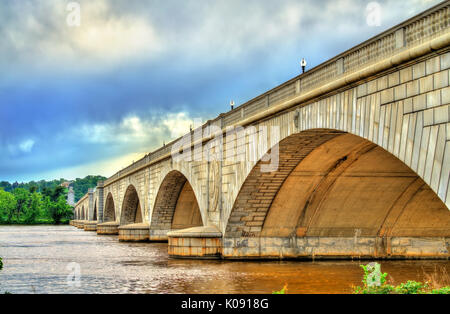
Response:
[301,58,307,73]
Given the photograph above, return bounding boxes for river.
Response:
[0,225,448,294]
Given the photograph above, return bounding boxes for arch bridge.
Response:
[73,3,450,260]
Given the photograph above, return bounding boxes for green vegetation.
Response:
[272,284,288,294]
[0,185,73,225]
[354,263,450,294]
[0,175,106,202]
[71,176,106,202]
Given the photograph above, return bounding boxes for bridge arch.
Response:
[120,184,143,225]
[150,170,204,241]
[104,192,116,222]
[224,128,450,258]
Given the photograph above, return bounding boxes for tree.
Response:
[0,181,12,192]
[0,190,16,224]
[46,195,73,225]
[42,185,65,202]
[22,192,42,224]
[12,188,29,222]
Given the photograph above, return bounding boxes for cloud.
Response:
[19,139,35,153]
[0,0,443,182]
[7,139,35,156]
[72,112,196,146]
[1,0,164,72]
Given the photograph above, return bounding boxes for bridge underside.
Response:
[223,130,450,260]
[150,171,203,241]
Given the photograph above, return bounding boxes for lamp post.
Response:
[301,58,307,73]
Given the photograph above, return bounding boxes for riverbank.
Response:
[0,219,70,225]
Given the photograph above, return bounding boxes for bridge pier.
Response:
[97,221,120,235]
[167,226,222,259]
[83,221,97,232]
[221,236,450,260]
[118,223,150,242]
[149,230,169,242]
[76,220,86,229]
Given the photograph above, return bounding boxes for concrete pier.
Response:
[97,221,120,235]
[168,226,222,259]
[83,221,97,231]
[118,223,150,242]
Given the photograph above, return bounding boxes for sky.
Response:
[0,0,442,183]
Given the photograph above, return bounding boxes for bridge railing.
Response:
[103,2,450,187]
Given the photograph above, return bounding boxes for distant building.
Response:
[67,186,75,207]
[60,181,71,188]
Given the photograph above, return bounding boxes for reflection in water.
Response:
[0,225,448,294]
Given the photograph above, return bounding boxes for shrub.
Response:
[354,263,450,294]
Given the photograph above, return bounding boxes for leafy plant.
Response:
[273,284,288,294]
[395,280,427,294]
[354,263,450,294]
[353,263,394,294]
[431,287,450,294]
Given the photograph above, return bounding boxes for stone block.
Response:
[406,80,419,98]
[434,105,449,124]
[433,71,449,89]
[403,98,413,114]
[388,72,400,87]
[419,75,433,94]
[441,86,450,105]
[413,62,426,79]
[223,238,235,248]
[367,80,378,94]
[426,56,440,75]
[381,88,394,105]
[424,109,434,126]
[400,67,413,83]
[377,76,388,91]
[357,84,368,98]
[441,52,450,70]
[413,94,427,111]
[394,84,406,101]
[296,237,307,247]
[426,90,441,109]
[307,237,319,247]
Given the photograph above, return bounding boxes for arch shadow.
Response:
[150,170,203,240]
[120,185,143,225]
[224,129,450,258]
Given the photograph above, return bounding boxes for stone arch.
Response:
[224,129,450,258]
[120,184,143,225]
[104,192,116,222]
[150,170,203,241]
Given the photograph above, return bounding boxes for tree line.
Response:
[0,185,73,225]
[0,175,106,203]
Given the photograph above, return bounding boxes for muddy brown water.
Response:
[0,225,448,294]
